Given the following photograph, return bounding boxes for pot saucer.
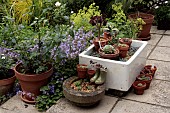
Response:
[20,94,36,104]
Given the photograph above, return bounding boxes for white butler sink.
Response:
[79,40,148,91]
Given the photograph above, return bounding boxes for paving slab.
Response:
[146,44,155,57]
[123,80,170,107]
[150,26,165,34]
[148,34,162,45]
[164,30,170,35]
[46,96,118,113]
[146,60,170,81]
[158,35,170,47]
[148,46,170,61]
[1,95,42,113]
[111,99,170,113]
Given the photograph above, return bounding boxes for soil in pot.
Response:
[0,69,16,96]
[77,64,88,79]
[133,81,146,95]
[136,74,152,89]
[93,37,109,51]
[14,63,53,103]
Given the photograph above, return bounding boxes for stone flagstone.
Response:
[0,95,42,113]
[123,80,170,107]
[146,44,155,57]
[111,99,170,113]
[150,26,165,34]
[149,46,170,61]
[147,60,170,81]
[158,35,170,47]
[46,96,118,113]
[164,30,170,35]
[148,34,162,46]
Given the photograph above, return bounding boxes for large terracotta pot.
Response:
[0,69,16,96]
[14,63,53,102]
[128,13,154,39]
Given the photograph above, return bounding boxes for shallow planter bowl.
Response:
[63,76,105,106]
[79,40,148,91]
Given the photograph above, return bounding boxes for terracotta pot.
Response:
[77,64,87,79]
[0,69,16,96]
[136,74,152,89]
[87,69,96,79]
[128,13,154,38]
[144,65,157,77]
[93,37,109,51]
[98,48,119,60]
[140,68,154,77]
[103,32,112,41]
[119,38,132,48]
[118,44,129,58]
[133,81,146,95]
[14,63,53,103]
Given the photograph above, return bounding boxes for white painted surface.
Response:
[79,40,148,91]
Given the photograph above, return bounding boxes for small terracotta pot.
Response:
[14,63,53,103]
[140,68,154,77]
[93,37,109,51]
[103,32,112,41]
[144,65,157,77]
[133,81,146,95]
[0,69,16,96]
[118,44,129,58]
[87,69,96,79]
[98,47,119,60]
[136,74,152,89]
[77,64,88,79]
[119,38,132,48]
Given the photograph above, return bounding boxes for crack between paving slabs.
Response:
[108,97,121,113]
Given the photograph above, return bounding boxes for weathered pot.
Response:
[119,38,132,48]
[87,69,96,78]
[133,81,146,95]
[14,63,53,103]
[144,65,157,77]
[118,44,129,58]
[63,76,105,106]
[0,69,16,96]
[136,74,152,89]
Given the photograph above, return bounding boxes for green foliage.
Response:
[155,5,170,21]
[70,3,101,31]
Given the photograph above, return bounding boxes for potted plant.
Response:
[89,15,108,51]
[144,65,157,77]
[155,5,170,30]
[136,74,152,89]
[133,81,146,95]
[98,45,119,60]
[0,54,16,96]
[77,64,88,79]
[119,38,132,49]
[13,26,60,103]
[63,61,107,106]
[118,43,129,58]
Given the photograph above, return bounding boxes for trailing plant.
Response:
[70,3,101,31]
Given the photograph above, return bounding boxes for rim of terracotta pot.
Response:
[133,81,146,90]
[14,63,53,82]
[136,74,152,82]
[0,70,16,86]
[77,64,88,71]
[118,44,129,51]
[128,12,154,24]
[144,65,157,71]
[63,76,105,96]
[119,38,132,43]
[93,37,109,43]
[98,48,119,59]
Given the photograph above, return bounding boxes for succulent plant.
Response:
[103,45,115,54]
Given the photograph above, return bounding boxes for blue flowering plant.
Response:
[0,48,18,79]
[14,25,62,74]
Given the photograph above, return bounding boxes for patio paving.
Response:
[1,28,170,113]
